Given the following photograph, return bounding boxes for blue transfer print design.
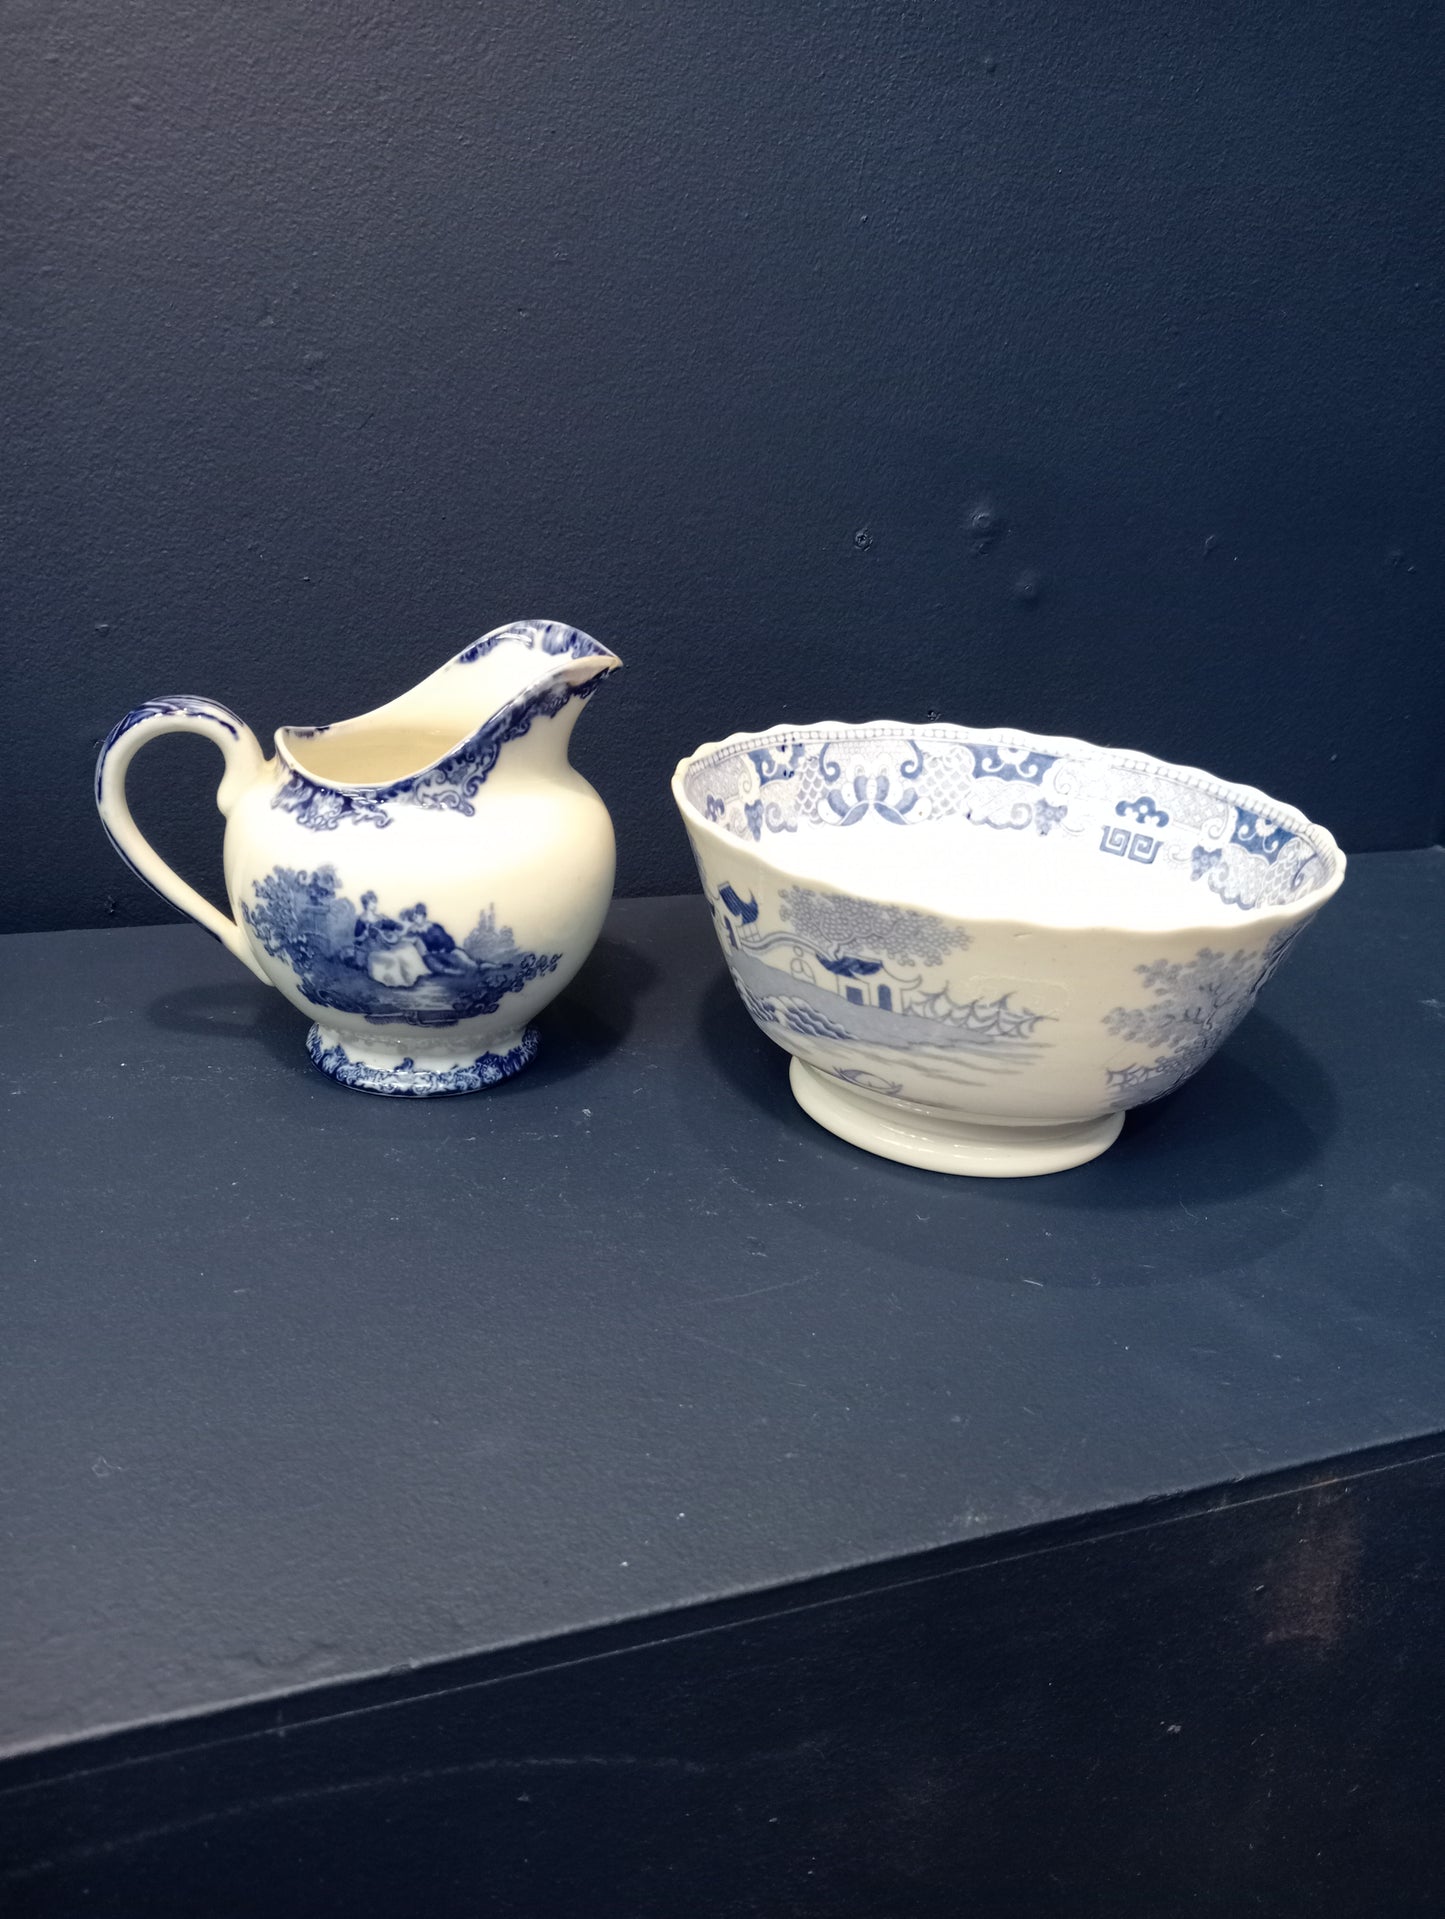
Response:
[457,620,609,666]
[769,997,854,1041]
[1252,920,1309,989]
[831,1066,904,1098]
[709,881,1050,1091]
[778,887,971,968]
[683,727,1339,913]
[106,695,240,746]
[823,772,919,826]
[970,804,1033,832]
[277,621,616,831]
[308,1025,538,1096]
[748,742,807,786]
[96,699,253,907]
[1035,799,1068,836]
[1116,795,1169,828]
[274,676,607,831]
[1102,926,1304,1108]
[1191,836,1317,910]
[1100,824,1160,864]
[959,742,1058,784]
[244,866,559,1026]
[398,669,605,816]
[1231,807,1296,865]
[718,884,759,924]
[818,740,923,826]
[96,697,241,805]
[272,781,393,831]
[816,953,883,980]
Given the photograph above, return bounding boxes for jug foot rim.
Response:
[788,1058,1124,1178]
[307,1023,538,1097]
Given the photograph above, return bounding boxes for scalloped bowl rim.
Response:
[672,718,1347,936]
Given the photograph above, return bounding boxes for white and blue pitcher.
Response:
[96,620,621,1094]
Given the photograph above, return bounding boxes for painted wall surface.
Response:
[4,1,1442,931]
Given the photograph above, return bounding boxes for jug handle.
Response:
[95,696,270,981]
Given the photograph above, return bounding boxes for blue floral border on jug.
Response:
[274,622,616,831]
[307,1027,539,1095]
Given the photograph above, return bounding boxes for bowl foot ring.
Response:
[789,1059,1124,1177]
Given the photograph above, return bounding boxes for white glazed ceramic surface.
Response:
[673,721,1345,1175]
[96,621,621,1095]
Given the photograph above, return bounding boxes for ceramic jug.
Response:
[96,620,621,1095]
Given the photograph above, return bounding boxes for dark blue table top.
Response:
[3,852,1443,1759]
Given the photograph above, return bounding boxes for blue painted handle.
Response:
[95,696,268,977]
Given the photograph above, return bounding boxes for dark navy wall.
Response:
[5,0,1442,932]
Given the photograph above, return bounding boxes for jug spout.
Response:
[272,619,621,825]
[453,618,622,771]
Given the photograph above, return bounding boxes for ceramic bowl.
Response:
[672,722,1345,1176]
